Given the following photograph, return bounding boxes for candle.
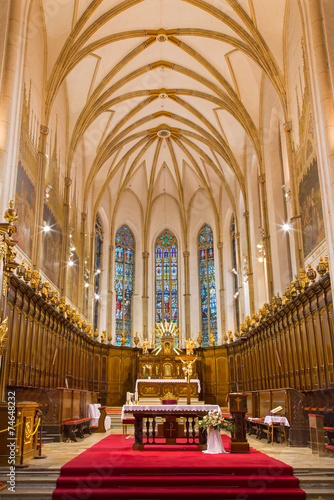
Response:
[135,391,138,401]
[126,391,130,402]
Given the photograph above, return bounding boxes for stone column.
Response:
[142,251,149,338]
[243,211,255,314]
[283,122,303,273]
[183,250,191,339]
[59,177,72,297]
[308,0,334,281]
[87,231,95,324]
[32,125,49,270]
[78,212,87,313]
[258,174,274,299]
[217,242,225,337]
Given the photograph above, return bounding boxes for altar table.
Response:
[135,378,201,398]
[122,404,220,450]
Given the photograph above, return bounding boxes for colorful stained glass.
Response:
[155,230,177,323]
[198,224,217,346]
[115,225,135,346]
[94,215,103,332]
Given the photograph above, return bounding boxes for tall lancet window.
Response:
[155,230,178,323]
[94,215,103,333]
[198,224,217,346]
[231,216,240,332]
[115,225,135,346]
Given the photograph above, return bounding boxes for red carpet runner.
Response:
[52,434,306,499]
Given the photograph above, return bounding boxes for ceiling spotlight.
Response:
[157,128,171,138]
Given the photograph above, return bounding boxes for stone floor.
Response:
[23,428,334,471]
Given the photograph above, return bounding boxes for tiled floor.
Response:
[25,429,334,471]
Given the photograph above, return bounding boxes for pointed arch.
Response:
[115,225,135,346]
[155,230,178,323]
[198,224,217,346]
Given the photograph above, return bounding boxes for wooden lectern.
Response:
[228,393,250,453]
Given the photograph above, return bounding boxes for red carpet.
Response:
[52,434,306,499]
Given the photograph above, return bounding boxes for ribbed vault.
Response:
[41,0,288,248]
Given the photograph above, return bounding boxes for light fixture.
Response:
[68,260,74,267]
[45,185,52,201]
[94,293,100,300]
[43,223,51,233]
[282,222,292,231]
[84,283,89,288]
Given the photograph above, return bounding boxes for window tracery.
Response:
[115,225,135,346]
[155,230,178,323]
[198,224,217,346]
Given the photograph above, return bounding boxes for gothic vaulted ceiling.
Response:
[42,0,287,236]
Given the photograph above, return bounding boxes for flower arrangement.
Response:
[196,410,234,431]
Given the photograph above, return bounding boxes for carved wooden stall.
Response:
[5,276,136,440]
[226,273,334,445]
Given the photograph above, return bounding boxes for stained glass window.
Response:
[115,225,135,346]
[155,230,178,323]
[94,215,103,333]
[198,224,217,346]
[231,216,240,332]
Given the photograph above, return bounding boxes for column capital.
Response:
[283,121,292,132]
[142,251,149,258]
[243,211,249,220]
[258,174,265,184]
[65,177,72,187]
[183,251,190,257]
[109,244,114,251]
[81,212,87,221]
[40,125,49,136]
[217,242,223,249]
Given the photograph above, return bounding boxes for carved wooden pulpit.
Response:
[228,393,250,453]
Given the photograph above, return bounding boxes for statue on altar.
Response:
[180,358,197,382]
[186,338,197,356]
[140,339,151,354]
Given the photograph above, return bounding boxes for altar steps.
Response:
[2,468,334,499]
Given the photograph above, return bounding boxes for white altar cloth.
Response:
[122,403,220,420]
[135,378,201,392]
[203,427,228,454]
[87,403,111,430]
[264,416,290,427]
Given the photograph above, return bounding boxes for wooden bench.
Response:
[63,418,92,442]
[246,418,287,444]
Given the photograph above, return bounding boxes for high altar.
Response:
[137,322,200,399]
